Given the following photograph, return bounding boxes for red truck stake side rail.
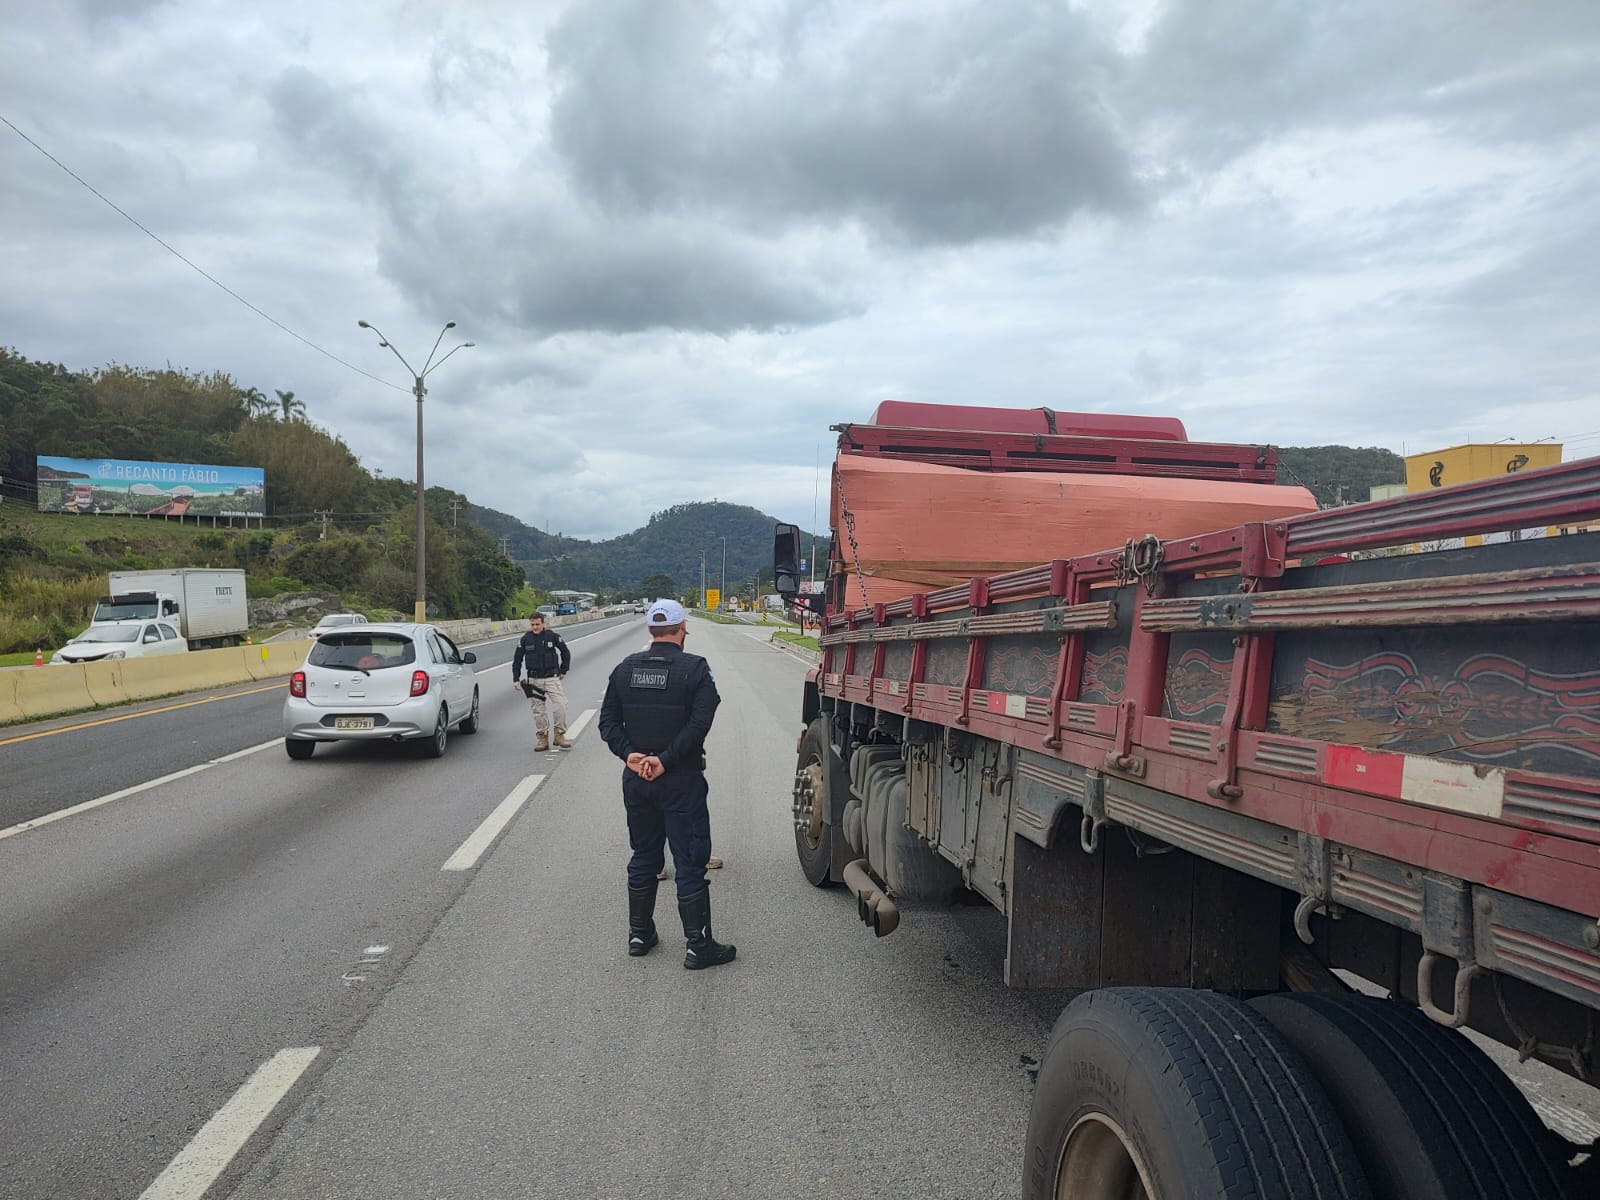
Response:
[816,457,1600,1016]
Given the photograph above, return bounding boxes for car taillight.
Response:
[289,671,307,698]
[410,670,430,697]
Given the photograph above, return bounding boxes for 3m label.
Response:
[630,668,669,690]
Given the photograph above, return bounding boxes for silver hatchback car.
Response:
[282,623,480,760]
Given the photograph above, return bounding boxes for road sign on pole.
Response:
[705,588,721,611]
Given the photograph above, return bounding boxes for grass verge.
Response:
[771,630,820,653]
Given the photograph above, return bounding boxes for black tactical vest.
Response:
[619,650,695,754]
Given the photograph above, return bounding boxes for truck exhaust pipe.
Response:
[842,858,899,937]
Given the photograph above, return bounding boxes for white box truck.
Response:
[96,569,250,649]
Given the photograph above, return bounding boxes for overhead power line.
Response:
[1,112,408,393]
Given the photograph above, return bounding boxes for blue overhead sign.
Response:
[36,455,266,517]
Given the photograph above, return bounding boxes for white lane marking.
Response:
[0,737,288,842]
[442,774,545,871]
[564,708,596,742]
[210,738,284,764]
[137,1046,320,1200]
[1529,1096,1600,1145]
[0,763,213,842]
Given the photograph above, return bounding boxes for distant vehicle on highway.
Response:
[556,601,578,615]
[311,613,369,636]
[536,605,559,619]
[282,623,479,761]
[52,621,188,664]
[632,601,647,614]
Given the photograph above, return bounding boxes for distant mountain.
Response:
[471,499,829,597]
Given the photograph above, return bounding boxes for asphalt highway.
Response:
[1,617,1056,1200]
[3,617,1595,1199]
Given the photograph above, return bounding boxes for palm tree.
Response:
[276,389,306,422]
[238,386,271,419]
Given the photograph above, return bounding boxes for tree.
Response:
[276,389,306,422]
[236,386,271,419]
[638,572,677,599]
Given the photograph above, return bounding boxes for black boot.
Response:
[678,887,736,970]
[628,882,659,957]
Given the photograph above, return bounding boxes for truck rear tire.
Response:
[1025,988,1371,1200]
[1250,992,1577,1200]
[793,718,840,887]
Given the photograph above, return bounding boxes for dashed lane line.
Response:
[137,1046,320,1200]
[441,774,545,871]
[564,707,596,742]
[0,737,285,843]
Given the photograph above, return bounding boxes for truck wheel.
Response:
[793,718,840,887]
[1025,988,1371,1200]
[459,688,481,734]
[285,738,314,761]
[1250,992,1577,1200]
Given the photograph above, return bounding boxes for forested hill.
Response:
[1276,445,1405,507]
[509,500,831,598]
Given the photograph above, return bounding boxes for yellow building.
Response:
[1403,442,1565,546]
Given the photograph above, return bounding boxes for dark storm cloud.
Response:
[546,0,1140,246]
[267,62,862,337]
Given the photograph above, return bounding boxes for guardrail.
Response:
[0,611,620,726]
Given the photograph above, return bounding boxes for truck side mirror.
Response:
[773,523,802,597]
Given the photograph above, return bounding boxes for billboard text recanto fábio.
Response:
[36,456,266,517]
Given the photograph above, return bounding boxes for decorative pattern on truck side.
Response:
[1081,646,1128,704]
[882,640,914,682]
[1162,641,1235,723]
[925,640,968,688]
[1269,632,1600,775]
[982,636,1058,697]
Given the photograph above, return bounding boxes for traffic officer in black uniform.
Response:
[598,599,736,969]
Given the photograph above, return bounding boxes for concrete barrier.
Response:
[118,649,249,703]
[13,663,96,720]
[0,669,23,725]
[242,638,315,681]
[82,660,131,708]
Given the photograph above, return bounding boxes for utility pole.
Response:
[701,550,707,609]
[448,497,462,527]
[499,535,511,557]
[315,509,332,540]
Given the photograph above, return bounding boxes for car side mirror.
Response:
[463,652,477,664]
[773,523,802,597]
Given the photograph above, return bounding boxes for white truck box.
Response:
[107,568,249,647]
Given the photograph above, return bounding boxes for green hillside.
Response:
[1276,445,1405,507]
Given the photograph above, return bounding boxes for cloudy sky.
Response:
[4,0,1598,539]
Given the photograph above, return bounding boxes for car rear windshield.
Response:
[308,633,416,670]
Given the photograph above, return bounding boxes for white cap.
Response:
[646,599,687,626]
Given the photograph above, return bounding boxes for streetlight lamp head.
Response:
[379,341,390,349]
[464,342,476,348]
[445,321,456,329]
[358,320,370,328]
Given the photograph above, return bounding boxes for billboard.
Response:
[36,456,266,518]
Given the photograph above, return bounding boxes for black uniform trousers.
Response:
[622,768,712,898]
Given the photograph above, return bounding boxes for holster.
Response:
[520,679,547,700]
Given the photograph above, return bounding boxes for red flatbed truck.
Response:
[773,402,1599,1200]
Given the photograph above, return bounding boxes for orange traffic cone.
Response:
[34,647,45,666]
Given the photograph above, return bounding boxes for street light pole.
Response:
[700,550,707,610]
[357,320,474,623]
[719,535,727,609]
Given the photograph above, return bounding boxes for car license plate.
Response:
[335,717,375,731]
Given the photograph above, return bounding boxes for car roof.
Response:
[313,622,437,638]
